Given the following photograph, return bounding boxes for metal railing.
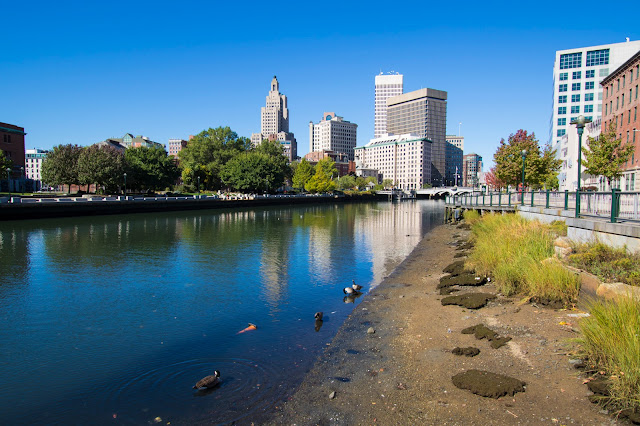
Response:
[446,189,640,224]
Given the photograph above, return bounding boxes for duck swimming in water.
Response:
[351,280,363,291]
[193,370,221,389]
[314,312,323,321]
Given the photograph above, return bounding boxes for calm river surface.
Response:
[0,200,444,424]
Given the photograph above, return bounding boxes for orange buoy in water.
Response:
[237,323,257,334]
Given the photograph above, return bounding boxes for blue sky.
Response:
[2,1,639,170]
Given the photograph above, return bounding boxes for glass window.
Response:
[586,49,609,66]
[584,105,593,113]
[585,81,594,90]
[558,118,566,126]
[599,68,609,77]
[558,106,566,114]
[559,72,568,81]
[571,94,580,102]
[557,129,566,137]
[559,95,567,103]
[585,93,594,101]
[585,70,595,78]
[572,83,581,91]
[559,84,567,92]
[572,71,581,79]
[571,105,580,114]
[560,52,582,69]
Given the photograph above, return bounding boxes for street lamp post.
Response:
[571,115,592,218]
[521,150,527,205]
[123,173,127,197]
[454,166,459,187]
[197,176,200,193]
[6,168,10,199]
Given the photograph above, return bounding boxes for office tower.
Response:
[24,148,48,190]
[354,133,432,190]
[386,88,447,186]
[463,153,482,187]
[374,72,403,138]
[252,76,297,161]
[445,135,464,186]
[550,39,640,149]
[308,112,358,161]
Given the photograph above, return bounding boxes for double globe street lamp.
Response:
[570,115,591,218]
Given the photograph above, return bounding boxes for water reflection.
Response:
[0,200,444,424]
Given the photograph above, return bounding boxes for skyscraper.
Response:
[386,88,447,186]
[445,135,464,186]
[309,112,358,161]
[374,72,403,138]
[550,39,640,149]
[252,76,297,161]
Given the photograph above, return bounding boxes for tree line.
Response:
[39,126,379,195]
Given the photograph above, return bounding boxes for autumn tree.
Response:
[41,144,82,193]
[484,167,507,190]
[292,158,314,190]
[582,122,634,187]
[494,130,561,189]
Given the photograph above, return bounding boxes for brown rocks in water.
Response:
[437,273,487,289]
[452,369,526,398]
[443,260,465,274]
[452,347,480,357]
[441,293,496,310]
[461,324,512,349]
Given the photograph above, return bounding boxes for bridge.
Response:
[416,186,478,198]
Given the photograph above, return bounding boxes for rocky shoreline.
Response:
[267,223,615,425]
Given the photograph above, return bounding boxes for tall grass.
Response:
[462,209,481,224]
[578,297,640,410]
[466,213,579,304]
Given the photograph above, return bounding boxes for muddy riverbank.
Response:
[268,223,614,425]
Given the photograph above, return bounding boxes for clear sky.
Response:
[2,1,639,170]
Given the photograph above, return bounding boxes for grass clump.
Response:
[569,243,640,287]
[462,209,481,224]
[577,297,640,411]
[466,213,579,305]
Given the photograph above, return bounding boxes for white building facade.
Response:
[252,76,297,161]
[25,148,48,190]
[354,134,432,190]
[374,73,403,138]
[308,112,358,161]
[550,39,640,150]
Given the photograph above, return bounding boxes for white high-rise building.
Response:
[252,76,297,161]
[374,72,403,138]
[550,39,640,150]
[354,133,432,190]
[25,148,48,190]
[308,112,358,161]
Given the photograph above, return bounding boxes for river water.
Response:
[0,200,444,424]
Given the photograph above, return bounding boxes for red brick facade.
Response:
[601,49,640,190]
[0,122,26,176]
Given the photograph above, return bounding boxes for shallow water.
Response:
[0,200,444,424]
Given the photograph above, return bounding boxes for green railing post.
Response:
[490,193,493,206]
[611,188,618,223]
[545,189,550,208]
[531,191,534,207]
[564,190,569,210]
[498,192,502,206]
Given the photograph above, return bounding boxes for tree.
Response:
[41,144,82,193]
[493,129,561,189]
[253,139,291,189]
[292,159,314,190]
[484,166,507,190]
[77,145,126,194]
[125,146,179,191]
[337,174,356,190]
[305,158,337,193]
[582,122,634,187]
[382,179,393,189]
[178,127,251,190]
[221,152,271,192]
[0,150,12,174]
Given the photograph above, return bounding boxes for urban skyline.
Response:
[2,1,639,171]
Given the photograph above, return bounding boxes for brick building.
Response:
[1,122,26,177]
[601,48,640,191]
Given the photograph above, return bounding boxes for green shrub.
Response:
[569,243,640,287]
